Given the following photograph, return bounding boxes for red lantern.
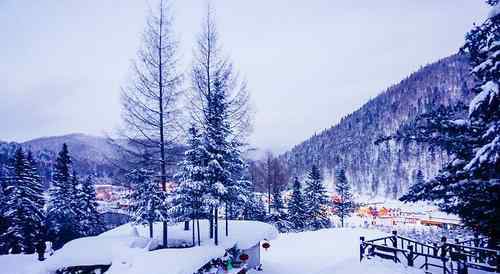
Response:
[262,242,270,251]
[239,253,249,261]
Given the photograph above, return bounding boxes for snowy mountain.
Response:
[23,133,117,165]
[280,54,473,199]
[0,133,120,187]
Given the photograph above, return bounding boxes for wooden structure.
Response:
[360,230,499,274]
[55,264,110,274]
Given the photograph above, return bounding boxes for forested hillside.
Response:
[280,54,473,198]
[0,134,120,187]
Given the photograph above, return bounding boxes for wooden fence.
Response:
[360,230,499,274]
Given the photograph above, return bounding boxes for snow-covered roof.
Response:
[425,212,461,224]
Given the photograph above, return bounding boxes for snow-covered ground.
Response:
[1,220,278,274]
[259,228,421,274]
[2,223,482,274]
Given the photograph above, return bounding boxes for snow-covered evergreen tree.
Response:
[190,4,252,245]
[395,1,500,242]
[224,141,253,224]
[242,193,267,221]
[47,144,79,249]
[333,168,354,228]
[26,152,45,214]
[414,170,425,187]
[0,163,10,254]
[304,165,331,230]
[265,188,292,233]
[2,148,45,254]
[128,169,168,238]
[288,177,307,231]
[172,126,208,245]
[451,2,500,240]
[77,175,104,237]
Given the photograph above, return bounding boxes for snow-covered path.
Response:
[260,228,421,274]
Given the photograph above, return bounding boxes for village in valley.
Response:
[0,1,499,274]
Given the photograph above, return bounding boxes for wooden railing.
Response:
[360,230,499,274]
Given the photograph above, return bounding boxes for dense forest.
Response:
[280,54,473,199]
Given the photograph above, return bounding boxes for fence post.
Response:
[496,250,499,273]
[455,238,461,253]
[441,237,448,274]
[407,245,414,267]
[392,230,398,248]
[473,232,479,248]
[440,236,447,258]
[360,236,365,262]
[457,259,468,274]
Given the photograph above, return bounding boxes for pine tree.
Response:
[203,80,232,245]
[304,165,331,230]
[77,175,104,237]
[128,169,168,239]
[0,164,10,254]
[2,148,45,254]
[242,194,267,221]
[288,177,307,231]
[223,141,253,234]
[389,2,500,242]
[190,4,252,245]
[26,152,45,217]
[333,168,354,228]
[265,188,292,233]
[172,126,207,245]
[414,170,425,187]
[47,144,79,249]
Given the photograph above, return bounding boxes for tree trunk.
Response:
[149,221,153,238]
[192,219,195,246]
[209,207,214,239]
[157,0,169,249]
[197,218,201,246]
[214,207,219,246]
[225,202,229,237]
[268,181,272,214]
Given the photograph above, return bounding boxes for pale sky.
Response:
[0,0,489,152]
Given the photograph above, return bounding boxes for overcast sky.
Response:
[0,0,488,152]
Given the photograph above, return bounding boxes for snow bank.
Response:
[11,220,277,274]
[110,245,226,274]
[43,235,144,272]
[0,254,45,274]
[103,220,278,250]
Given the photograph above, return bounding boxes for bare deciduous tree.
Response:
[119,0,182,248]
[188,6,253,144]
